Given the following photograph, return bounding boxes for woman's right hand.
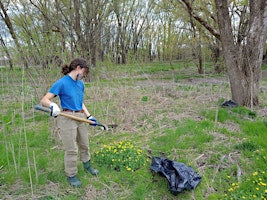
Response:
[50,102,60,117]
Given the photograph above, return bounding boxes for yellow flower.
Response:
[265,189,267,193]
[227,176,231,179]
[260,182,266,186]
[256,187,259,191]
[253,172,258,176]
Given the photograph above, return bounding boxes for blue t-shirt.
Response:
[49,75,84,111]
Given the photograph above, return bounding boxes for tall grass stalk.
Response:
[215,107,218,126]
[10,143,18,174]
[24,127,33,196]
[18,127,22,174]
[21,68,33,196]
[33,150,38,183]
[3,126,10,170]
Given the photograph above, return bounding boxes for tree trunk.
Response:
[188,9,203,74]
[91,15,101,67]
[149,42,152,62]
[197,47,203,74]
[215,0,267,107]
[0,35,13,70]
[209,44,223,73]
[73,0,83,55]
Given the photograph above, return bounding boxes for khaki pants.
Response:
[57,112,90,177]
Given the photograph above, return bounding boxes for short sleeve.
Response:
[49,79,63,96]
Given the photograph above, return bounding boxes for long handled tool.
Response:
[34,105,108,130]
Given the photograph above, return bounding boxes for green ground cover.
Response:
[1,62,267,199]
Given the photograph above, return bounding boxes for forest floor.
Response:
[1,64,267,200]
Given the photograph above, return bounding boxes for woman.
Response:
[41,57,99,187]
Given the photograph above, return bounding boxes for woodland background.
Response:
[1,1,267,199]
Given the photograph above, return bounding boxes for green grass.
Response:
[1,63,267,199]
[201,105,257,124]
[262,64,267,70]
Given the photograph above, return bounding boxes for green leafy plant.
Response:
[94,140,147,172]
[225,170,267,200]
[224,148,267,200]
[234,141,258,152]
[141,96,149,102]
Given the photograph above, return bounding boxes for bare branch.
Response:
[178,0,220,40]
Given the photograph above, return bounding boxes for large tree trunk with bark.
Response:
[215,0,267,107]
[180,0,267,107]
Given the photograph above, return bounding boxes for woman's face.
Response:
[76,66,87,80]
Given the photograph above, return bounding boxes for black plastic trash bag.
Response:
[221,100,238,107]
[150,157,202,195]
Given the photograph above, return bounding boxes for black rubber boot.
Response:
[67,175,82,187]
[83,160,99,175]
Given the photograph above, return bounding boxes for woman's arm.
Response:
[82,103,91,118]
[40,92,56,107]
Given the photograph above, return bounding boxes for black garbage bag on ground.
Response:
[221,100,238,107]
[150,157,202,195]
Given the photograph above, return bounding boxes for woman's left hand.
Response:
[87,116,98,126]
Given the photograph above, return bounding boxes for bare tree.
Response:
[179,0,267,107]
[215,0,267,107]
[0,0,28,68]
[27,0,63,68]
[85,0,112,67]
[110,0,153,64]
